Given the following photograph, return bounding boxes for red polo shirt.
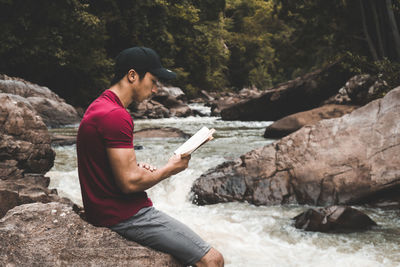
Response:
[76,89,152,227]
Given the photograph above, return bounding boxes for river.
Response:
[47,105,400,267]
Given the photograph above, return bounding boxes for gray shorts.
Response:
[110,206,211,266]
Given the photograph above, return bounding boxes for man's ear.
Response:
[127,69,137,83]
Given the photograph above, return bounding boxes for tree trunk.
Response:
[359,0,379,61]
[385,0,400,60]
[370,0,385,58]
[378,1,388,58]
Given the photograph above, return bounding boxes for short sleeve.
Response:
[99,108,134,148]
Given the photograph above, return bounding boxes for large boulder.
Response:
[0,202,182,266]
[191,86,400,207]
[324,74,389,106]
[170,104,193,117]
[151,94,192,117]
[0,93,55,180]
[293,206,377,232]
[130,85,192,119]
[0,174,71,219]
[0,74,80,127]
[220,62,352,121]
[209,87,262,116]
[158,86,186,99]
[264,104,358,139]
[130,99,170,119]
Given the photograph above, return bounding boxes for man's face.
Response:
[135,72,159,102]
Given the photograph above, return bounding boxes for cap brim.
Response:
[150,68,177,80]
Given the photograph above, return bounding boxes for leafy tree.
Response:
[224,0,291,89]
[274,0,400,84]
[87,0,228,97]
[2,0,398,106]
[0,0,112,106]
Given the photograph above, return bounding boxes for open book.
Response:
[174,126,215,156]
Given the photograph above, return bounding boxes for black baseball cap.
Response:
[114,47,177,81]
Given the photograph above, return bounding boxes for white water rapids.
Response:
[47,106,400,267]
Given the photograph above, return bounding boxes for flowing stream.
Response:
[47,106,400,267]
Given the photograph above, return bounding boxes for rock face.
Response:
[220,62,352,121]
[191,86,400,207]
[130,99,170,119]
[0,175,71,219]
[263,104,358,139]
[209,87,262,116]
[158,86,186,99]
[0,74,80,127]
[130,85,192,119]
[0,202,182,267]
[324,74,388,105]
[0,93,55,179]
[152,94,192,117]
[293,206,377,232]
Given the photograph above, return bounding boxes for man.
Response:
[76,46,224,267]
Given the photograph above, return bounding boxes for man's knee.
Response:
[196,247,224,267]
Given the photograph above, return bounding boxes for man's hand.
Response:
[137,162,157,172]
[107,147,191,193]
[166,154,191,175]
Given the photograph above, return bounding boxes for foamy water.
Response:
[47,115,400,267]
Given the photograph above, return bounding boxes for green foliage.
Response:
[1,0,399,106]
[225,0,280,89]
[87,0,228,97]
[0,0,112,106]
[340,52,400,95]
[274,0,400,82]
[273,1,359,78]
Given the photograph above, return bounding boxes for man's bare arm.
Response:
[107,147,190,194]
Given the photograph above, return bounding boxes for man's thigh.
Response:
[110,206,211,266]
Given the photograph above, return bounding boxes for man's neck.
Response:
[109,82,133,108]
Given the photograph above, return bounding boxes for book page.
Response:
[174,126,215,156]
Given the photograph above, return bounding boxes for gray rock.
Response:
[0,202,182,266]
[264,104,358,139]
[130,99,170,119]
[220,62,352,121]
[0,74,80,127]
[170,104,193,117]
[200,90,214,101]
[158,86,185,99]
[324,74,389,106]
[209,87,262,117]
[129,85,193,119]
[27,96,80,127]
[192,86,400,207]
[0,93,55,179]
[293,205,377,232]
[0,174,71,219]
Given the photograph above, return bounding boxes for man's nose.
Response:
[152,81,160,93]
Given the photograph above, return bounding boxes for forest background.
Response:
[1,0,399,107]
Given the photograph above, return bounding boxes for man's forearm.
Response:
[123,163,175,193]
[108,147,189,194]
